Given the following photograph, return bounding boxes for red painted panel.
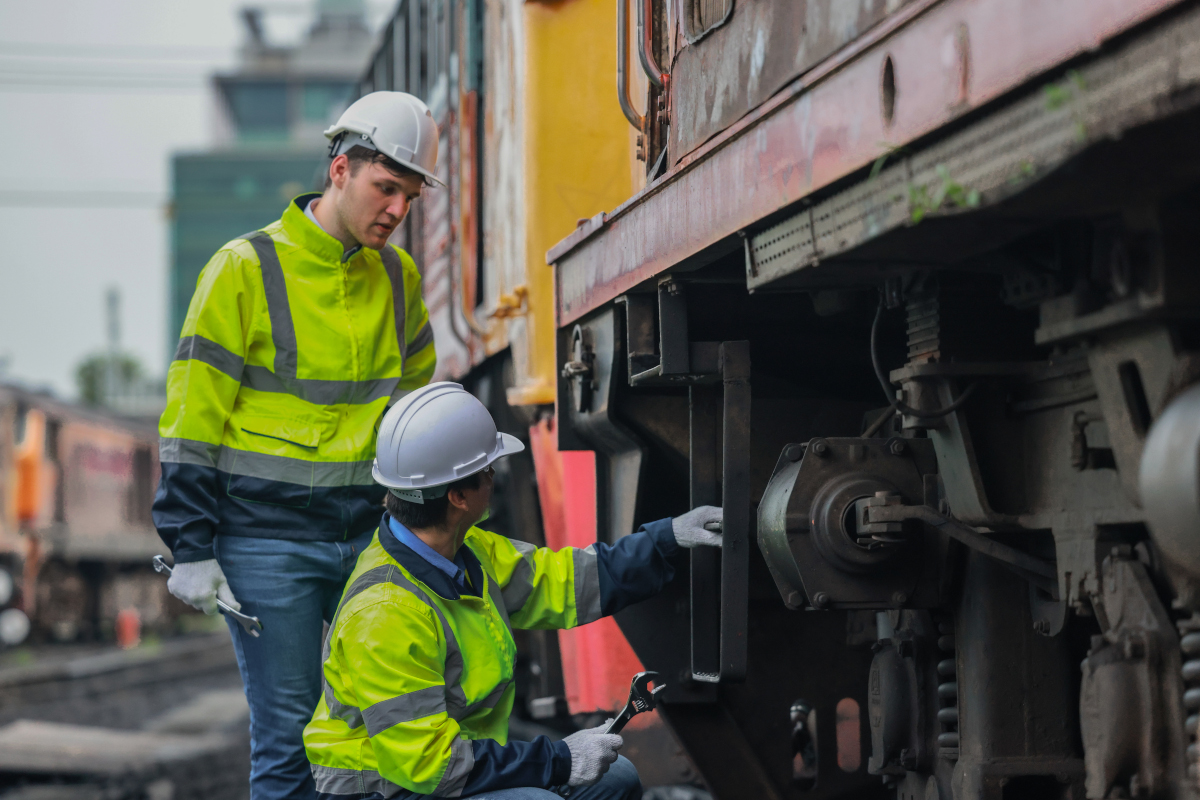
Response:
[528,418,643,714]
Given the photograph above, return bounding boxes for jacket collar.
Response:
[378,513,484,600]
[281,193,366,265]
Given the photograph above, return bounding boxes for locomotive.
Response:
[358,1,1200,797]
[0,384,171,644]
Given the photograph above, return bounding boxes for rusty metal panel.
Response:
[670,0,899,162]
[480,0,525,360]
[750,2,1200,288]
[426,116,476,381]
[552,0,1183,326]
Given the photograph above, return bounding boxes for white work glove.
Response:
[671,505,724,548]
[167,559,240,616]
[562,720,623,787]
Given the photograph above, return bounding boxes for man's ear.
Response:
[328,154,351,191]
[446,488,470,512]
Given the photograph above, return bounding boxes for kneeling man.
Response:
[304,382,722,799]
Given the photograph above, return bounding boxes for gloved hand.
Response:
[167,559,240,616]
[562,720,623,787]
[671,505,723,548]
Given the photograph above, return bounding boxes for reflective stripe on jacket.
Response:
[152,194,435,562]
[304,514,679,799]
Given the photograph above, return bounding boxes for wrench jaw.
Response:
[604,671,666,734]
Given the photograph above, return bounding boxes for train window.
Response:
[13,403,26,443]
[685,0,733,43]
[835,697,862,772]
[46,420,64,523]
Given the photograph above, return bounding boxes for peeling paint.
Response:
[748,27,766,97]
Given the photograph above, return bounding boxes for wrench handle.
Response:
[152,555,263,637]
[603,710,634,735]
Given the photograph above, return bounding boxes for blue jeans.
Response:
[215,530,374,800]
[467,756,642,800]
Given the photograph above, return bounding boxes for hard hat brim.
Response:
[324,122,447,188]
[496,432,526,458]
[371,431,526,492]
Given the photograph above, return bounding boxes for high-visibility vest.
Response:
[303,519,603,798]
[154,194,435,561]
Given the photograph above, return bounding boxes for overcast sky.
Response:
[0,0,384,399]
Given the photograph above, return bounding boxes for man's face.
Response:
[336,160,425,250]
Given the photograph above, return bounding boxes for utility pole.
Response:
[105,286,120,407]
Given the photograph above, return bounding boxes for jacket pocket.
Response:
[225,415,319,508]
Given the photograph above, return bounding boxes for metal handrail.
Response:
[617,0,645,129]
[637,0,666,88]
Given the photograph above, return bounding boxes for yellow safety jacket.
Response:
[152,194,436,563]
[304,514,681,799]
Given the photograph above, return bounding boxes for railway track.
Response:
[0,633,249,800]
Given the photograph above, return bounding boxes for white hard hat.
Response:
[373,382,525,503]
[324,91,445,188]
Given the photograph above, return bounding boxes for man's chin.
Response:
[362,228,395,250]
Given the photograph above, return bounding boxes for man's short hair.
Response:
[325,144,422,190]
[383,471,484,530]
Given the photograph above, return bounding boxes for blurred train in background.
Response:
[0,385,174,647]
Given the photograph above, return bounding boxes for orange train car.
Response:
[0,384,178,644]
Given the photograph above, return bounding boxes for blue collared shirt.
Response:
[386,516,468,588]
[304,197,361,262]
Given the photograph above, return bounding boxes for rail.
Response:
[636,0,666,88]
[616,0,644,130]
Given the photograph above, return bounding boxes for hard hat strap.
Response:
[388,484,450,504]
[329,131,378,160]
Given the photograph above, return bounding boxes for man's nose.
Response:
[385,197,409,219]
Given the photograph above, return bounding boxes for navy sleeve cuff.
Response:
[644,517,680,561]
[594,517,679,617]
[172,545,216,563]
[462,735,571,794]
[550,739,572,785]
[152,461,219,564]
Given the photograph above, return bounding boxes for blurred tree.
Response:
[75,353,145,406]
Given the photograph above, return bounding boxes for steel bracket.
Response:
[687,341,750,685]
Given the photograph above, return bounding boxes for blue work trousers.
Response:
[468,757,643,800]
[215,530,374,800]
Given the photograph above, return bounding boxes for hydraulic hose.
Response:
[870,294,979,419]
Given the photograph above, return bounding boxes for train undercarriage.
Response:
[548,4,1200,798]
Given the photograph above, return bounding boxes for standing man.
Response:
[304,382,725,799]
[153,92,442,800]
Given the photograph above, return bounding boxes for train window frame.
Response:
[684,0,734,44]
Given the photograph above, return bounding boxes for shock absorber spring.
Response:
[1182,623,1200,785]
[936,620,959,759]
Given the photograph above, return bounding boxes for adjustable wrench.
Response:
[153,555,264,637]
[603,671,666,734]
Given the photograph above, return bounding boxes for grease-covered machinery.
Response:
[358,0,1200,797]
